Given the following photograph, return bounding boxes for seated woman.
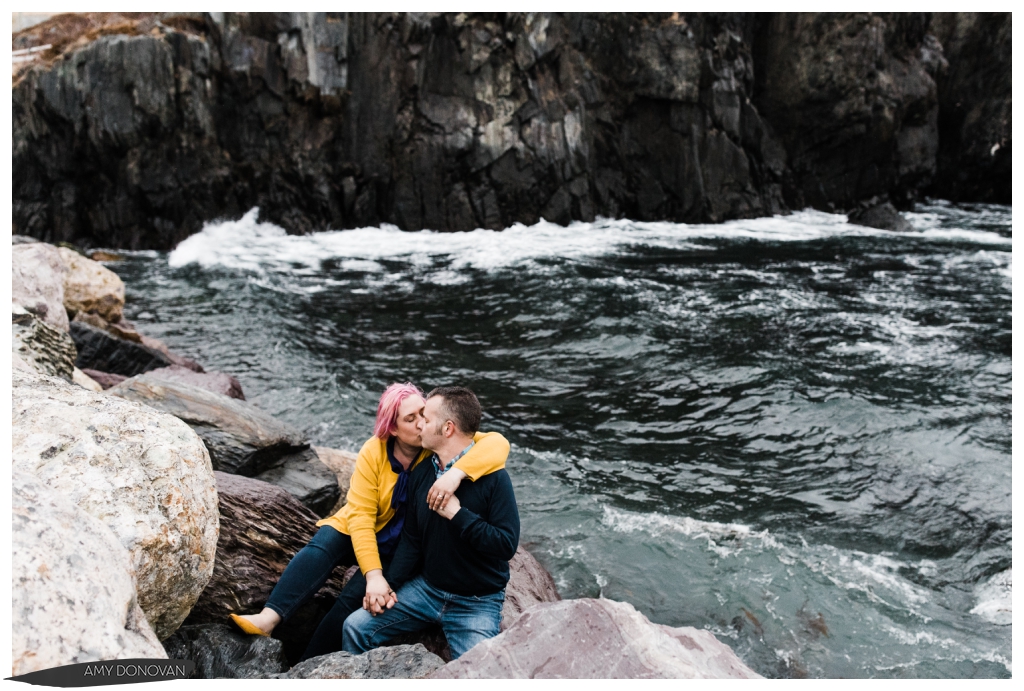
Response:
[229,382,509,661]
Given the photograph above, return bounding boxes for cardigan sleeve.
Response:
[342,439,386,575]
[452,431,510,481]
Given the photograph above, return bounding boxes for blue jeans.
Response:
[265,526,392,662]
[342,575,505,660]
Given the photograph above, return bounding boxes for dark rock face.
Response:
[253,447,341,517]
[13,13,1007,249]
[69,321,172,377]
[162,623,288,679]
[183,472,349,665]
[146,364,246,400]
[848,201,913,232]
[754,13,943,211]
[275,644,445,679]
[928,13,1011,203]
[107,375,308,476]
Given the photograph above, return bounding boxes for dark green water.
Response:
[115,201,1011,678]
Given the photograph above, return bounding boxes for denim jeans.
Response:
[264,526,391,661]
[342,575,505,660]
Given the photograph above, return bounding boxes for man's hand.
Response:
[363,590,397,615]
[363,570,395,616]
[433,493,461,520]
[427,468,466,511]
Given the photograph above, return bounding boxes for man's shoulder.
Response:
[473,468,513,492]
[410,454,436,483]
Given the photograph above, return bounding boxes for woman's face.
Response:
[393,394,426,447]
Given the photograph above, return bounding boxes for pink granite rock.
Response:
[430,598,762,679]
[501,546,561,630]
[146,365,246,400]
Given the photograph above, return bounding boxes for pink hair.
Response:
[373,382,425,439]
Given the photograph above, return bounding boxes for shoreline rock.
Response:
[12,242,69,331]
[70,320,173,376]
[13,470,167,675]
[13,304,77,380]
[13,368,220,640]
[108,374,308,476]
[145,364,246,400]
[275,645,444,679]
[182,472,349,664]
[430,598,763,679]
[162,623,288,679]
[57,246,126,322]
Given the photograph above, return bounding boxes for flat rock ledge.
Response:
[108,374,308,476]
[431,598,763,679]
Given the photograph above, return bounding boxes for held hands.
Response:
[427,468,466,511]
[362,569,397,616]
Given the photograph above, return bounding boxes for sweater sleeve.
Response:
[449,471,520,560]
[344,441,386,575]
[452,431,510,481]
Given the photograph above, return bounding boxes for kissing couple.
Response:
[230,383,519,660]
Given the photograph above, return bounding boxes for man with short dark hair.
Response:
[342,386,520,660]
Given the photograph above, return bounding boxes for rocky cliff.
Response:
[12,12,1010,249]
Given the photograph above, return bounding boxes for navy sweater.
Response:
[386,454,520,596]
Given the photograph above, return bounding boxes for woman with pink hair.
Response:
[230,382,509,661]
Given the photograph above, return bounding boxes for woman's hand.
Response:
[427,468,466,510]
[363,569,396,616]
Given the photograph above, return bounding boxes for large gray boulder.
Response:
[431,598,762,679]
[12,469,166,676]
[276,645,444,679]
[12,368,220,640]
[12,304,77,380]
[12,241,68,332]
[162,623,287,679]
[108,375,308,476]
[70,320,173,376]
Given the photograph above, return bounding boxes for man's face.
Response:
[419,396,448,452]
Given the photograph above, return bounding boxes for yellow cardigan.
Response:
[316,431,510,574]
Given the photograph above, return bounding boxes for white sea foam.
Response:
[970,569,1011,626]
[167,206,1012,274]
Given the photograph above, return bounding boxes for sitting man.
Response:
[342,385,519,660]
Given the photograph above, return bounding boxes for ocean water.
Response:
[114,201,1011,678]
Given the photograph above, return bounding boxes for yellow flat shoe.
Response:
[229,613,270,637]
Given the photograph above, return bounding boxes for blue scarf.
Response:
[375,437,415,555]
